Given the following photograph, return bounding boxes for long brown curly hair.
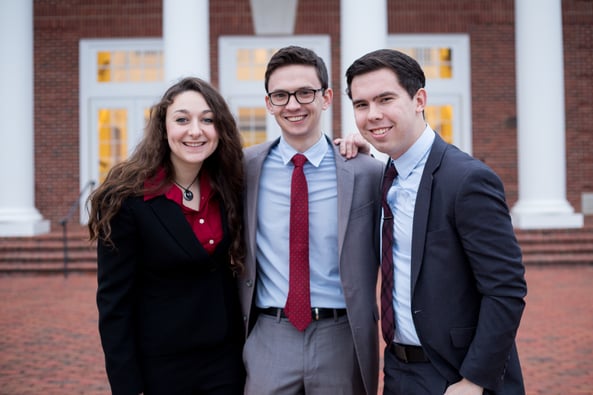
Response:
[87,77,245,273]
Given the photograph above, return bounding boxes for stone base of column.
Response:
[0,208,51,237]
[511,199,584,229]
[0,220,50,237]
[511,212,583,230]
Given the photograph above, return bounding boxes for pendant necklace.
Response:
[173,175,198,201]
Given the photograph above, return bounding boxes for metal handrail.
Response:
[59,180,96,277]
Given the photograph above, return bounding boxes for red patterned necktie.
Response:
[381,163,398,344]
[284,153,312,331]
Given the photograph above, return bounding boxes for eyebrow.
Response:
[374,91,397,100]
[352,91,398,106]
[172,108,213,115]
[269,86,316,93]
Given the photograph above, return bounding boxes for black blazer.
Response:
[409,134,527,393]
[97,195,242,394]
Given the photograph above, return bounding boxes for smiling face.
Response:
[166,90,219,175]
[265,64,332,152]
[350,68,427,160]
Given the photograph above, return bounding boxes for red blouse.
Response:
[144,169,223,255]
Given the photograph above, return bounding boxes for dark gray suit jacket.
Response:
[238,136,384,395]
[409,133,527,393]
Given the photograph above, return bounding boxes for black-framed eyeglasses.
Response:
[267,88,323,106]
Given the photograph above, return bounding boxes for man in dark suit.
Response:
[238,46,384,395]
[345,48,527,394]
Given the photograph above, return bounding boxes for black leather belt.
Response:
[389,343,429,363]
[259,307,347,321]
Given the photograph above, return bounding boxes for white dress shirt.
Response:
[387,125,435,345]
[255,135,345,309]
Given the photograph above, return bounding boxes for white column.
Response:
[0,0,50,236]
[511,0,583,229]
[163,0,210,84]
[340,0,387,159]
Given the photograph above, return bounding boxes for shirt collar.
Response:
[278,134,328,168]
[392,124,435,180]
[144,168,168,201]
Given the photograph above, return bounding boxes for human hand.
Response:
[333,132,371,159]
[443,377,483,395]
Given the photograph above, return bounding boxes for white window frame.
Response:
[79,38,165,223]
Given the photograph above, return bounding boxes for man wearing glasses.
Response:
[239,46,384,395]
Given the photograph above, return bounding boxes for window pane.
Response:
[395,47,452,79]
[143,107,151,137]
[129,51,142,82]
[236,48,276,81]
[97,108,128,183]
[425,104,454,144]
[96,50,163,83]
[97,52,111,82]
[143,51,164,81]
[237,107,267,147]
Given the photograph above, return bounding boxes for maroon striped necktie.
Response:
[381,163,398,344]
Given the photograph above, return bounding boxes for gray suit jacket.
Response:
[239,136,383,395]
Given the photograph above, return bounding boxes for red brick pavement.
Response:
[516,265,593,395]
[0,266,592,395]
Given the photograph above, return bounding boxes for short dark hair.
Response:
[264,46,329,93]
[345,49,426,100]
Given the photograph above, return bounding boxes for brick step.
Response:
[515,220,593,264]
[522,253,593,265]
[0,227,96,274]
[517,232,593,244]
[0,261,97,274]
[0,240,95,253]
[0,250,95,263]
[520,242,593,253]
[1,220,593,273]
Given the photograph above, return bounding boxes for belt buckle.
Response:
[313,307,320,320]
[401,347,410,363]
[393,344,409,363]
[399,345,409,363]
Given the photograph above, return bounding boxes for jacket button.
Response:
[246,280,253,287]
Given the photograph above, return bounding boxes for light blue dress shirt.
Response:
[387,125,435,345]
[255,135,345,309]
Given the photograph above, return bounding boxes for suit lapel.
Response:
[148,196,204,258]
[410,134,447,292]
[332,141,354,259]
[244,139,279,255]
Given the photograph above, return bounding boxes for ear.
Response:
[321,87,333,110]
[265,95,275,114]
[414,88,427,114]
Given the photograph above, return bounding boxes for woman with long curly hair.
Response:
[88,77,245,395]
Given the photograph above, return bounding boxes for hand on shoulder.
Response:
[334,133,371,159]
